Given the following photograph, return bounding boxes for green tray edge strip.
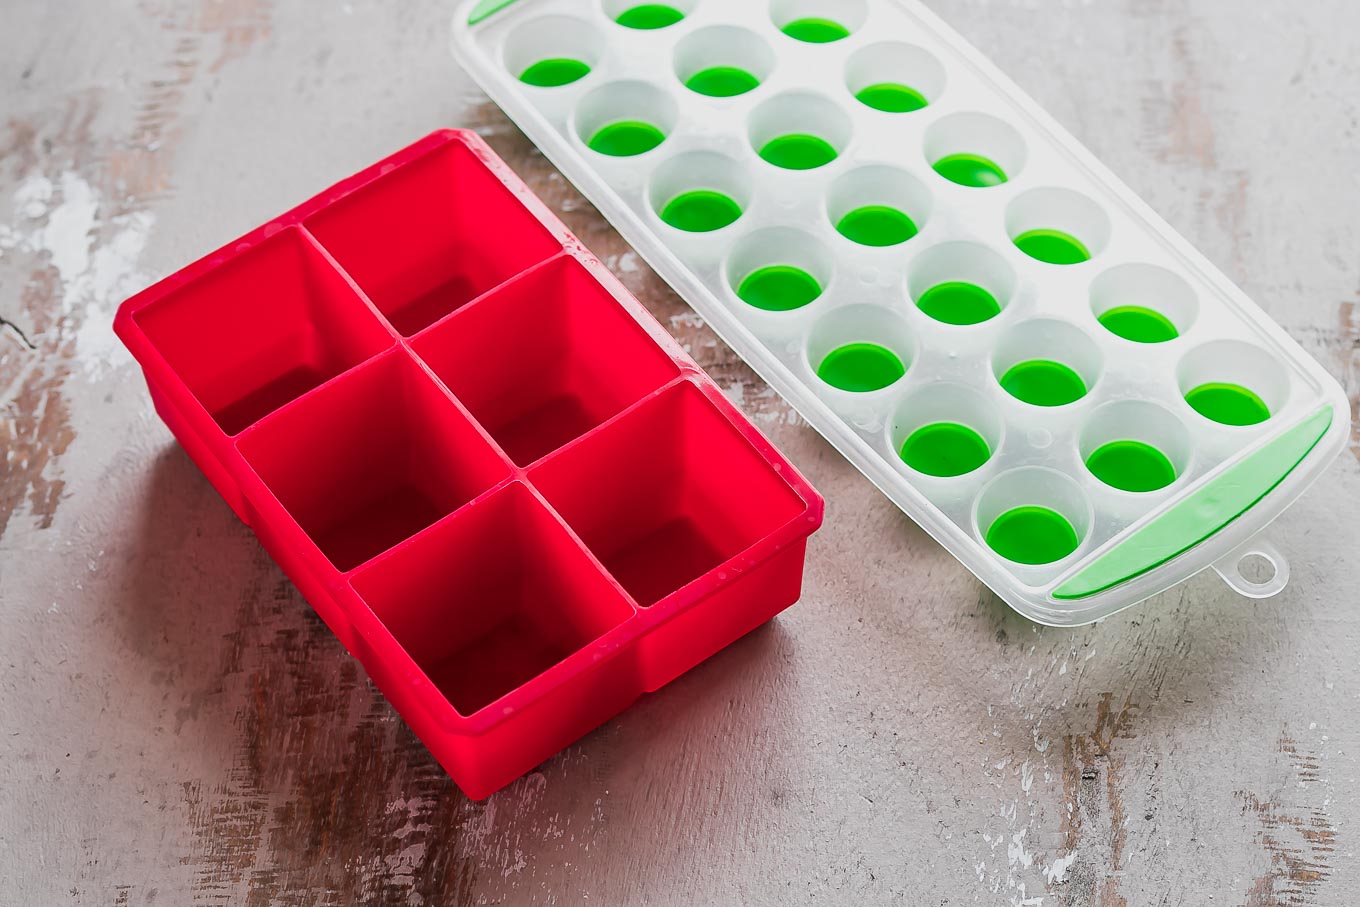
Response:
[468,0,522,25]
[1053,404,1334,600]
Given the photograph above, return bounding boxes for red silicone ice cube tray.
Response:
[114,129,824,799]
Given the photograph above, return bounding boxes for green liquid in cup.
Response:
[737,265,822,312]
[781,17,849,43]
[835,205,918,247]
[1086,440,1177,493]
[615,4,685,29]
[855,83,929,113]
[1098,305,1179,344]
[588,121,666,156]
[686,66,760,97]
[1000,359,1087,407]
[1185,382,1271,426]
[660,190,742,232]
[916,282,1001,326]
[933,153,1008,188]
[520,58,591,87]
[759,134,838,170]
[900,422,991,477]
[1014,229,1091,265]
[986,506,1080,565]
[816,343,905,392]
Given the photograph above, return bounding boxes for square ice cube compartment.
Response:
[114,128,823,799]
[453,0,1351,625]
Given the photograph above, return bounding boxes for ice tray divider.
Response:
[221,349,416,627]
[230,344,515,575]
[209,227,405,447]
[122,225,402,459]
[515,482,647,618]
[123,203,424,467]
[282,233,565,471]
[334,478,647,736]
[402,249,683,462]
[328,363,818,736]
[457,315,824,619]
[526,377,823,616]
[513,373,706,618]
[294,224,408,348]
[400,250,573,344]
[117,225,412,536]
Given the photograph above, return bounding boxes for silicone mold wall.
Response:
[115,129,823,799]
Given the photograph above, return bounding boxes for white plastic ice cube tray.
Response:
[452,0,1350,626]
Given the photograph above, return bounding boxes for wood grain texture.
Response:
[1,1,1358,904]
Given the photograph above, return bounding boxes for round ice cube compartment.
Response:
[503,15,601,88]
[770,0,868,43]
[725,227,833,323]
[992,319,1103,408]
[1091,263,1198,344]
[975,468,1093,572]
[748,91,852,171]
[845,42,945,113]
[1079,401,1192,495]
[1006,187,1111,265]
[889,384,1003,481]
[924,112,1026,187]
[606,0,693,30]
[907,241,1016,327]
[804,304,914,427]
[1178,340,1289,427]
[826,165,932,248]
[573,80,677,157]
[673,25,774,98]
[648,151,750,234]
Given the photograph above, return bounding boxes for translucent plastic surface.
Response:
[454,0,1350,625]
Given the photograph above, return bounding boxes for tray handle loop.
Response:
[1211,534,1290,599]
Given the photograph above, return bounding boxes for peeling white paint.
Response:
[1,170,155,376]
[43,172,99,292]
[1008,829,1034,870]
[14,173,53,220]
[1045,853,1076,884]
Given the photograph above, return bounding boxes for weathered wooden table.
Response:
[2,1,1357,903]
